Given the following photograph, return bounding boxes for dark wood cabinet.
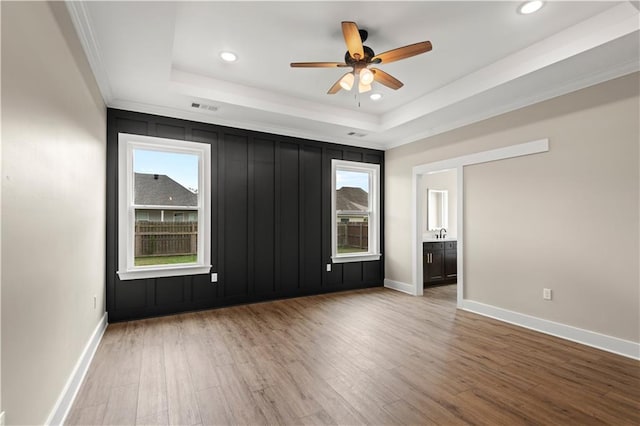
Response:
[424,240,457,286]
[444,241,457,280]
[424,242,444,282]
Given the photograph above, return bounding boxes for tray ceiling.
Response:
[67,1,640,149]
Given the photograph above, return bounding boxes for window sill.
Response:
[331,253,381,263]
[117,264,211,281]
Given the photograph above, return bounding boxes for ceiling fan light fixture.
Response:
[220,51,238,62]
[339,72,355,90]
[360,68,374,85]
[519,1,544,14]
[358,81,372,93]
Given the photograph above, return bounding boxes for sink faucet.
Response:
[439,228,447,239]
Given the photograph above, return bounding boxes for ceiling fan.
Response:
[290,21,432,95]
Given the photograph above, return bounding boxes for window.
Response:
[118,133,211,280]
[331,160,381,263]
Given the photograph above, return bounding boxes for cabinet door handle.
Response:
[428,253,432,263]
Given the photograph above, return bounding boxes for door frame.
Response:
[412,138,549,305]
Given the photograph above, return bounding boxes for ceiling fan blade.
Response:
[372,41,432,64]
[341,21,364,60]
[372,68,404,90]
[327,76,344,94]
[290,62,348,68]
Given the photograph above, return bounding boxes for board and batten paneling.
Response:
[106,109,384,321]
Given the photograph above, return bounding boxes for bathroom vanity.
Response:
[423,239,457,286]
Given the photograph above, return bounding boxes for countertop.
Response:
[423,237,457,242]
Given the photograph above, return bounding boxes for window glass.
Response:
[133,150,199,204]
[131,150,199,267]
[336,170,370,254]
[133,211,198,266]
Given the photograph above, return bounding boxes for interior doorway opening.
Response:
[420,169,459,300]
[411,139,550,306]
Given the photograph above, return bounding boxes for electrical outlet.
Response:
[326,264,331,272]
[211,273,218,283]
[543,288,552,300]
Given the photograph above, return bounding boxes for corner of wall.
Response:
[384,279,416,295]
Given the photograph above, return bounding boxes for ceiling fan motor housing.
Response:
[345,45,375,65]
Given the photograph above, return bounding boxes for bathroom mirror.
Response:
[427,189,448,230]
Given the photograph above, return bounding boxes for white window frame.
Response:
[117,133,211,280]
[331,159,381,263]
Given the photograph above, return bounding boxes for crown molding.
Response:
[65,0,113,103]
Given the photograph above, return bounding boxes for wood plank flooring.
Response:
[67,285,640,425]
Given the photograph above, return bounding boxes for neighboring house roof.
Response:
[134,173,197,206]
[336,187,368,211]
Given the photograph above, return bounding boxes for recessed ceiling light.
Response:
[220,51,237,62]
[519,1,544,15]
[370,93,383,101]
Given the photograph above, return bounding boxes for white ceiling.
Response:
[67,1,640,150]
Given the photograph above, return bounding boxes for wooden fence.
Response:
[337,222,368,250]
[135,221,197,257]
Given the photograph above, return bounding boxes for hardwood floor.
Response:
[67,285,640,425]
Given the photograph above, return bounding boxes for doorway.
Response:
[421,169,459,302]
[411,139,549,306]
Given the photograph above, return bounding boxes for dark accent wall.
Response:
[107,109,384,321]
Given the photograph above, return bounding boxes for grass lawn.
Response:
[135,254,197,266]
[337,246,367,254]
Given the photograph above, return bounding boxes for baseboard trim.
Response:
[461,300,640,360]
[45,313,108,425]
[384,279,416,295]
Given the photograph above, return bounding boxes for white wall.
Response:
[422,169,457,239]
[385,73,639,343]
[1,2,106,424]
